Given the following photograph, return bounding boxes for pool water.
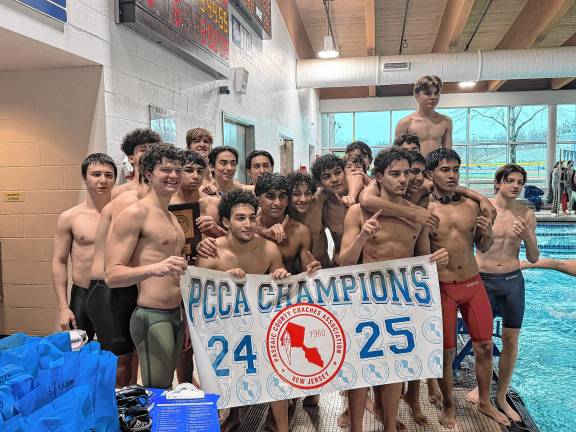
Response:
[512,223,576,432]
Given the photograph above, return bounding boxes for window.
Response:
[354,111,390,149]
[321,104,575,190]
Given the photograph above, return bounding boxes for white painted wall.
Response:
[0,0,319,334]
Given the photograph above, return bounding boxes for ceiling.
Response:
[292,0,576,97]
[0,27,95,71]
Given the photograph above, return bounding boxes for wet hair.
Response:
[393,134,421,150]
[494,164,527,190]
[121,128,162,156]
[372,148,412,175]
[183,150,207,169]
[409,151,426,166]
[186,128,213,147]
[254,173,289,197]
[414,75,443,95]
[345,141,373,164]
[218,189,259,221]
[246,150,274,169]
[81,153,117,179]
[345,153,368,173]
[311,154,346,183]
[208,146,239,166]
[140,143,185,183]
[426,148,461,172]
[287,172,318,196]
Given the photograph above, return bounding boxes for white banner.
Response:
[181,256,443,409]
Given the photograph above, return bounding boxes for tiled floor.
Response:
[233,382,504,432]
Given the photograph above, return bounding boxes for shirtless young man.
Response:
[286,172,331,269]
[169,150,222,384]
[466,164,539,422]
[195,190,292,432]
[246,150,274,185]
[86,130,152,386]
[52,153,117,339]
[208,146,251,193]
[186,127,218,195]
[426,148,509,428]
[112,128,161,198]
[105,144,188,389]
[311,154,351,265]
[339,148,448,432]
[254,173,321,275]
[395,75,453,157]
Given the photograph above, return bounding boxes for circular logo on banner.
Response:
[428,350,443,377]
[351,301,377,319]
[217,381,231,408]
[266,303,346,390]
[266,372,294,400]
[330,362,357,391]
[236,375,261,405]
[232,313,255,333]
[362,361,390,386]
[394,356,423,381]
[422,317,443,344]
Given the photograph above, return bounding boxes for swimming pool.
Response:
[514,223,576,432]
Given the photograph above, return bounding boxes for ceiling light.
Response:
[318,36,339,59]
[317,0,339,59]
[459,81,477,88]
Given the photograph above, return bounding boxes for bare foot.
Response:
[337,407,350,428]
[427,379,443,405]
[478,402,511,426]
[439,405,456,429]
[302,394,320,407]
[365,396,380,420]
[465,386,479,404]
[496,399,522,423]
[405,392,427,425]
[396,420,407,431]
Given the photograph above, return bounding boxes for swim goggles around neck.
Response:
[433,192,461,204]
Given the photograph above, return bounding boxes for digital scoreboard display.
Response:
[118,0,230,78]
[232,0,271,39]
[136,0,229,63]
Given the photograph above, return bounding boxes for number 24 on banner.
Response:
[206,316,415,376]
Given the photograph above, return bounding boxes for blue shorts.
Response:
[480,270,525,329]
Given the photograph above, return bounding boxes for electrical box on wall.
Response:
[233,67,249,94]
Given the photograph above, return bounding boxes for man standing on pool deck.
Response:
[105,144,188,389]
[466,164,539,422]
[426,148,510,428]
[196,190,291,432]
[112,128,161,198]
[339,148,449,432]
[395,75,453,157]
[52,153,117,337]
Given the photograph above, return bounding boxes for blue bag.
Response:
[2,385,95,432]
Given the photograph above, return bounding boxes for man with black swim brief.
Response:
[467,164,539,423]
[86,129,152,387]
[426,148,510,428]
[52,154,116,340]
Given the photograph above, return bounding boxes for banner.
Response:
[181,256,443,409]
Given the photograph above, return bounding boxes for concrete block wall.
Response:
[0,1,319,334]
[0,66,105,334]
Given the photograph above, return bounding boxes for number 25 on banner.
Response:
[206,316,415,376]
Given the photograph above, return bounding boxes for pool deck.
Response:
[534,210,576,222]
[232,332,540,432]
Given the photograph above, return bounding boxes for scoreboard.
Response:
[232,0,271,39]
[118,0,230,78]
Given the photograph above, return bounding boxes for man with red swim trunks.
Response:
[426,148,510,429]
